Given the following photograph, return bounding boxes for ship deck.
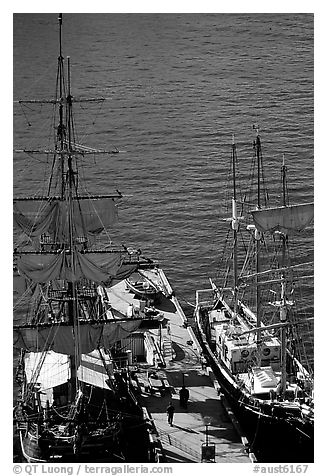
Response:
[105,269,252,463]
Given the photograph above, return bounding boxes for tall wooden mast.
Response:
[231,134,239,317]
[254,126,262,360]
[280,154,288,397]
[56,15,79,401]
[53,13,66,197]
[67,51,80,400]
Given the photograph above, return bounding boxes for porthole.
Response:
[241,349,249,358]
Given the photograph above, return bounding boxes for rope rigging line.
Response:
[285,245,313,373]
[19,102,32,127]
[176,293,196,308]
[15,104,56,154]
[13,280,35,311]
[75,100,107,146]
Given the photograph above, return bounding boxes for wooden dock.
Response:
[106,271,253,463]
[138,317,252,462]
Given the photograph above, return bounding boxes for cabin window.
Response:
[233,361,248,374]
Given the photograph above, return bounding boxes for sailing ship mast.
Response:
[66,54,78,401]
[253,126,263,362]
[57,13,65,197]
[279,155,289,397]
[231,134,239,318]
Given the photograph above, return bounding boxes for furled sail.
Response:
[13,197,118,239]
[13,320,142,354]
[75,252,137,285]
[16,250,138,285]
[16,252,66,283]
[73,198,118,235]
[13,200,60,238]
[251,203,314,234]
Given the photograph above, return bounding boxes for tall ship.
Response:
[195,130,314,462]
[13,14,174,463]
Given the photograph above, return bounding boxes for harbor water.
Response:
[13,13,314,460]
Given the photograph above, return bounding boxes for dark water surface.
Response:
[13,12,314,454]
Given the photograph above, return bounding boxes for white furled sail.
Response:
[251,202,313,234]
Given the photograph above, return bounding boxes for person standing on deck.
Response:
[179,386,190,408]
[166,402,175,426]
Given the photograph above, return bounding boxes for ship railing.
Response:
[157,429,200,460]
[77,287,98,298]
[40,234,88,247]
[195,289,216,309]
[16,421,28,431]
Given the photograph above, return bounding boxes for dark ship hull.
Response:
[18,417,151,463]
[19,430,120,463]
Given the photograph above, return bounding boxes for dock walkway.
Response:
[138,293,251,463]
[106,271,251,463]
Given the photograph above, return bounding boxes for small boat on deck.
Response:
[125,272,162,301]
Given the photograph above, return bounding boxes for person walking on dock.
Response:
[179,385,189,409]
[166,402,175,426]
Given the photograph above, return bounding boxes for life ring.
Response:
[263,348,270,356]
[241,349,249,359]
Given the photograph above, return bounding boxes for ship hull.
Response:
[18,411,151,463]
[196,311,314,463]
[19,430,124,463]
[15,374,152,463]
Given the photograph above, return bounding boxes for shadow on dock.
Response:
[155,295,177,313]
[171,342,186,361]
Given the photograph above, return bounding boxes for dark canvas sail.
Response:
[251,203,314,234]
[16,250,137,285]
[14,197,118,239]
[14,320,142,354]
